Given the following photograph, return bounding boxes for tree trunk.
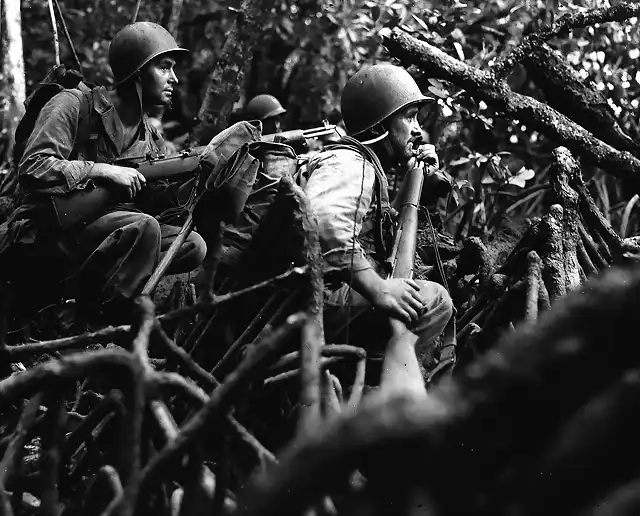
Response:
[0,0,26,200]
[165,0,185,40]
[190,0,277,145]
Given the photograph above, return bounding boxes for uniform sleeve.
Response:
[18,91,95,195]
[305,149,376,273]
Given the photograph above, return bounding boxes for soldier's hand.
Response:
[408,143,439,171]
[373,278,425,326]
[101,165,147,199]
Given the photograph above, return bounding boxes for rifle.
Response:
[380,163,429,396]
[51,123,338,230]
[261,122,338,144]
[387,165,425,279]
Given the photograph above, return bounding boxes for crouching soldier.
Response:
[14,22,207,321]
[304,64,454,397]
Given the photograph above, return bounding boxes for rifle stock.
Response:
[51,123,337,230]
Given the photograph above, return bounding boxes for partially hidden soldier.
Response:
[12,22,207,321]
[303,64,454,397]
[245,94,287,135]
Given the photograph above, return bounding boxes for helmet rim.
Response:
[350,97,432,136]
[261,106,287,119]
[113,47,188,87]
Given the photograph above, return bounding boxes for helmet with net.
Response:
[340,64,433,136]
[109,22,188,86]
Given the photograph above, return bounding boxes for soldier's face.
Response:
[262,116,282,135]
[386,105,423,165]
[140,56,178,107]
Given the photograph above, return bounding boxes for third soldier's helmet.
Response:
[340,64,432,136]
[109,22,188,86]
[245,94,287,120]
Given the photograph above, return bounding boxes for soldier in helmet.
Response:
[16,22,206,321]
[304,64,454,397]
[245,94,287,135]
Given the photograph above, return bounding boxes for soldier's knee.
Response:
[416,280,454,325]
[185,231,207,269]
[132,214,162,251]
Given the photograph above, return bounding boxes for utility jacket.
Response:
[304,146,395,280]
[0,86,166,257]
[19,85,166,209]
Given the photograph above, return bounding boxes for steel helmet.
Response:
[340,64,433,136]
[245,94,287,120]
[109,22,188,86]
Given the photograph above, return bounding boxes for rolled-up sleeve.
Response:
[305,149,376,273]
[18,91,95,195]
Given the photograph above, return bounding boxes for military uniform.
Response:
[15,84,205,304]
[304,145,453,355]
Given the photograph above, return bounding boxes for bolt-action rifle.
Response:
[51,123,337,230]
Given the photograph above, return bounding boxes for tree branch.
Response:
[380,28,640,193]
[0,350,143,406]
[0,392,43,492]
[492,2,640,80]
[3,325,132,362]
[137,313,307,505]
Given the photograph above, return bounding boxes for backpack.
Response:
[227,137,395,274]
[13,65,96,170]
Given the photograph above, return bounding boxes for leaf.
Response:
[507,166,536,188]
[455,179,475,196]
[449,156,471,167]
[486,155,507,183]
[453,41,465,61]
[411,13,430,32]
[433,168,453,185]
[451,188,460,206]
[478,114,494,129]
[427,86,448,98]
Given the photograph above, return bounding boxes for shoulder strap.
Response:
[65,87,99,162]
[13,83,67,169]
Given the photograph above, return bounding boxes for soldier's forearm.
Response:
[349,267,387,308]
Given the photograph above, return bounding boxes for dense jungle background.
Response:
[2,0,639,237]
[0,0,639,515]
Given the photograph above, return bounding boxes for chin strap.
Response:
[134,81,145,114]
[359,130,389,145]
